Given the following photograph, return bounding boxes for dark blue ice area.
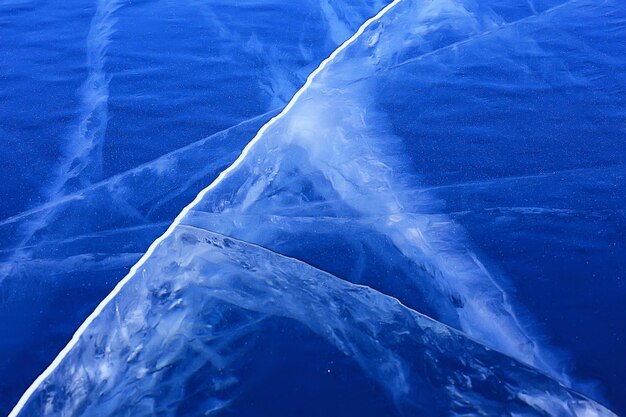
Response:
[0,0,94,218]
[378,1,626,408]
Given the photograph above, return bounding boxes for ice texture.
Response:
[185,0,626,402]
[9,226,616,416]
[3,0,625,414]
[186,0,570,378]
[0,0,388,411]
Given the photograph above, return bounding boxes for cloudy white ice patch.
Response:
[182,0,573,384]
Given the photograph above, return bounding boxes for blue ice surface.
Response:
[0,0,387,412]
[0,0,625,415]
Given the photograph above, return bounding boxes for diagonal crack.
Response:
[0,109,279,228]
[389,0,576,71]
[7,2,404,414]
